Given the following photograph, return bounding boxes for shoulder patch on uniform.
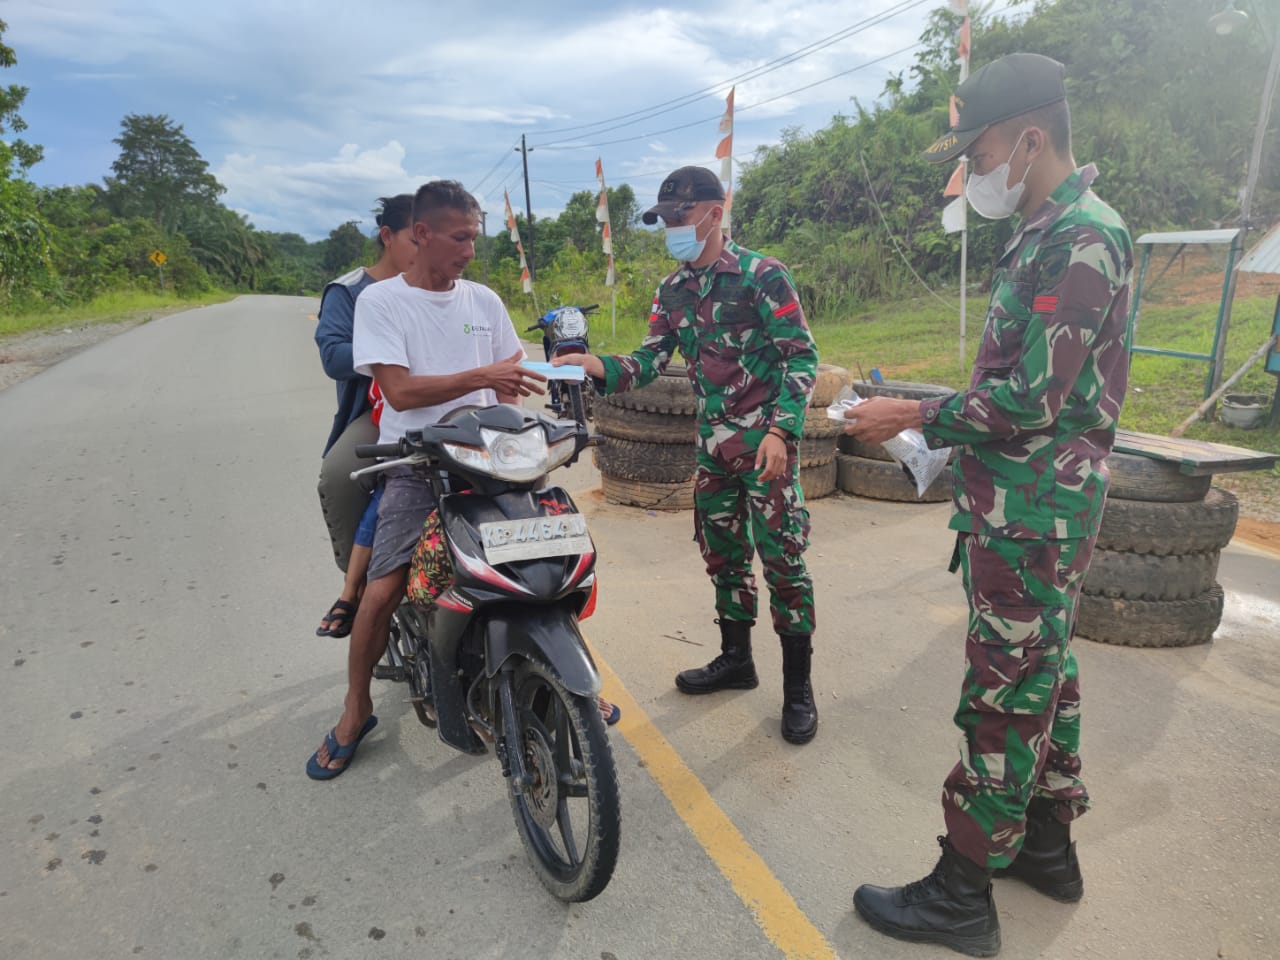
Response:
[1032,295,1059,313]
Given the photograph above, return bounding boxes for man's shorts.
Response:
[352,485,384,550]
[367,469,437,582]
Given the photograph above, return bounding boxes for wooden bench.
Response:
[1113,429,1278,476]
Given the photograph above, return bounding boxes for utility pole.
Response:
[518,134,536,280]
[478,210,488,283]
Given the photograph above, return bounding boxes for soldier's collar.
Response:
[1003,164,1099,255]
[674,239,742,286]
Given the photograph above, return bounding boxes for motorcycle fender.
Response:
[484,606,601,698]
[426,604,487,754]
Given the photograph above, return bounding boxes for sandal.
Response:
[316,599,358,638]
[599,696,621,726]
[305,715,378,780]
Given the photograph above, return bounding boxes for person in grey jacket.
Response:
[314,194,416,637]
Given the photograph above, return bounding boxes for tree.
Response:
[0,19,48,301]
[322,220,368,275]
[177,205,267,289]
[0,18,43,180]
[105,114,224,231]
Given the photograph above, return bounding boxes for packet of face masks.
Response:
[827,387,951,498]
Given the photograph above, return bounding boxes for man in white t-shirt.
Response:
[307,180,546,780]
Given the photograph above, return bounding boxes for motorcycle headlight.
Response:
[442,427,577,483]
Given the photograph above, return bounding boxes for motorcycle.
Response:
[353,387,620,902]
[526,304,598,421]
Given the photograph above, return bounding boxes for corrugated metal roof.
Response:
[1238,222,1280,275]
[1135,228,1242,246]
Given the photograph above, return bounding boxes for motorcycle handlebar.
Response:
[355,441,406,459]
[525,323,543,332]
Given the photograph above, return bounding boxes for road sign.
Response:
[149,249,167,267]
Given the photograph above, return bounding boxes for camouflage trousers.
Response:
[693,428,814,636]
[942,532,1095,869]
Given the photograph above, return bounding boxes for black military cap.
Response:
[923,52,1067,164]
[641,165,726,225]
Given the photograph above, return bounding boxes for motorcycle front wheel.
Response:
[505,658,620,902]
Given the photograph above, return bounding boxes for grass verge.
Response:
[0,289,237,338]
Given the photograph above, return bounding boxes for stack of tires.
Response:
[798,364,852,501]
[1075,453,1238,648]
[594,364,699,511]
[593,362,851,510]
[836,380,956,503]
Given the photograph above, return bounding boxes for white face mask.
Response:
[966,131,1033,220]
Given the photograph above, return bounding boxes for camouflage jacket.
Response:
[919,165,1133,540]
[599,239,818,450]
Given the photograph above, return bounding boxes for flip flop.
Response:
[316,599,358,638]
[599,697,621,727]
[305,715,378,781]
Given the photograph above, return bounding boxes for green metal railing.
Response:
[1124,229,1244,399]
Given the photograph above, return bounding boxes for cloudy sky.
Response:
[7,0,943,240]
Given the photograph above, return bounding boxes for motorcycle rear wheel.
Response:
[505,659,620,902]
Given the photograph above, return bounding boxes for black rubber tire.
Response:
[506,658,620,902]
[809,363,851,408]
[594,438,696,483]
[1082,548,1221,601]
[593,403,696,444]
[800,459,838,499]
[849,379,958,402]
[799,436,840,468]
[1105,452,1213,503]
[803,407,844,439]
[604,370,697,416]
[838,434,892,461]
[1096,488,1238,556]
[836,454,952,503]
[1074,584,1224,648]
[601,474,694,511]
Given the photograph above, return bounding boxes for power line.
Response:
[528,0,931,145]
[470,139,521,194]
[858,150,959,314]
[531,42,920,154]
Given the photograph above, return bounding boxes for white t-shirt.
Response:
[352,275,526,444]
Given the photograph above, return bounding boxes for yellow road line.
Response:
[593,654,839,960]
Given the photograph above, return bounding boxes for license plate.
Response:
[479,513,591,564]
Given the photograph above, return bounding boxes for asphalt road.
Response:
[2,296,1277,960]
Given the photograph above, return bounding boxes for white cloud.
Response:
[9,0,935,239]
[215,141,434,237]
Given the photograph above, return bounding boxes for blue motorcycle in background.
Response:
[527,304,598,422]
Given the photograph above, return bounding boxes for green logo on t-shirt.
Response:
[463,323,471,334]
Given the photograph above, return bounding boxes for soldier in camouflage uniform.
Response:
[843,54,1132,956]
[553,166,821,744]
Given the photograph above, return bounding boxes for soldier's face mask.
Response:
[966,131,1032,220]
[664,207,713,262]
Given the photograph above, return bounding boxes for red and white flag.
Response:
[595,157,615,287]
[504,190,533,295]
[716,86,735,236]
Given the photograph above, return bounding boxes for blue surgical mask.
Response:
[664,209,712,262]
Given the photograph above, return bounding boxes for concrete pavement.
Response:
[1,296,1277,959]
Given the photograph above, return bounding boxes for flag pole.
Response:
[716,88,735,239]
[595,158,617,338]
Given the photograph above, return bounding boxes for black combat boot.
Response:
[853,836,1001,958]
[779,633,817,744]
[675,619,759,694]
[993,797,1083,902]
